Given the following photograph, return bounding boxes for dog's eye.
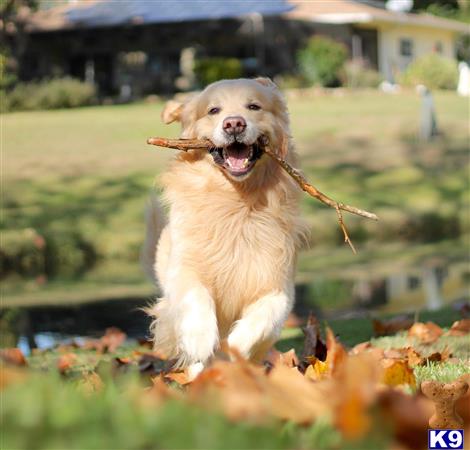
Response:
[247,103,261,111]
[208,107,221,115]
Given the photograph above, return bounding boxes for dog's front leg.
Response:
[227,285,294,361]
[156,268,218,378]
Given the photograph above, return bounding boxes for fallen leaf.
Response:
[137,338,153,349]
[408,322,443,344]
[325,327,347,376]
[301,314,327,365]
[188,358,330,424]
[0,348,27,366]
[446,319,470,336]
[372,315,413,337]
[377,389,432,450]
[350,342,385,360]
[304,358,328,381]
[137,353,168,375]
[115,356,132,365]
[334,353,381,439]
[381,359,416,388]
[165,371,191,385]
[100,327,127,353]
[402,348,423,366]
[57,353,78,373]
[81,327,127,353]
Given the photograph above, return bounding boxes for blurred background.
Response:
[1,0,469,351]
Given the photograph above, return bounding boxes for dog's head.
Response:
[162,78,289,181]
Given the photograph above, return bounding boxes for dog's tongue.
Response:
[226,144,250,170]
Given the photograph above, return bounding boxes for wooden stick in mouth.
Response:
[146,136,378,253]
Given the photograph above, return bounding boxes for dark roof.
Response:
[65,0,293,28]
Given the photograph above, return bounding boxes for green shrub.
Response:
[343,61,383,88]
[0,228,96,278]
[194,57,242,86]
[297,36,348,87]
[399,54,458,90]
[0,229,46,276]
[5,77,96,111]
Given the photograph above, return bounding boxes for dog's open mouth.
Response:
[209,141,264,177]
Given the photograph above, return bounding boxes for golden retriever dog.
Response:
[142,78,307,379]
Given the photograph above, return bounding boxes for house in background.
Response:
[18,0,294,96]
[16,0,469,95]
[287,0,468,83]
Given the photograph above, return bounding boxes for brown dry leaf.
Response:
[57,353,78,373]
[372,316,413,337]
[378,389,432,450]
[301,313,327,364]
[408,322,443,344]
[304,358,328,381]
[83,327,127,353]
[137,353,168,375]
[405,348,425,366]
[100,327,127,352]
[350,342,385,360]
[0,348,27,366]
[188,358,330,423]
[263,348,299,371]
[447,319,470,336]
[278,349,299,368]
[140,375,182,407]
[165,370,191,385]
[189,360,274,422]
[334,353,381,439]
[266,364,331,423]
[381,359,416,388]
[325,327,347,376]
[415,348,452,366]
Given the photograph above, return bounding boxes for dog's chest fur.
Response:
[162,156,303,323]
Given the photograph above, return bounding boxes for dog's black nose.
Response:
[222,116,246,136]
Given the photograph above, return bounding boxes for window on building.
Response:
[399,38,413,57]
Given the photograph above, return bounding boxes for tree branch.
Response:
[147,137,378,253]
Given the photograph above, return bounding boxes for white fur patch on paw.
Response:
[187,362,205,381]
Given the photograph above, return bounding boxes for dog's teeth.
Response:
[243,158,249,167]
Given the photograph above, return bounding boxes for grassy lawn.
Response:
[2,89,469,306]
[2,91,469,450]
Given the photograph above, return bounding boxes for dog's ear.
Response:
[161,100,184,124]
[254,77,278,89]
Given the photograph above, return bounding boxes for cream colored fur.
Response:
[143,78,308,376]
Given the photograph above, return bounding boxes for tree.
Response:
[0,0,39,89]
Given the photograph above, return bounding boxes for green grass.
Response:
[2,90,469,305]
